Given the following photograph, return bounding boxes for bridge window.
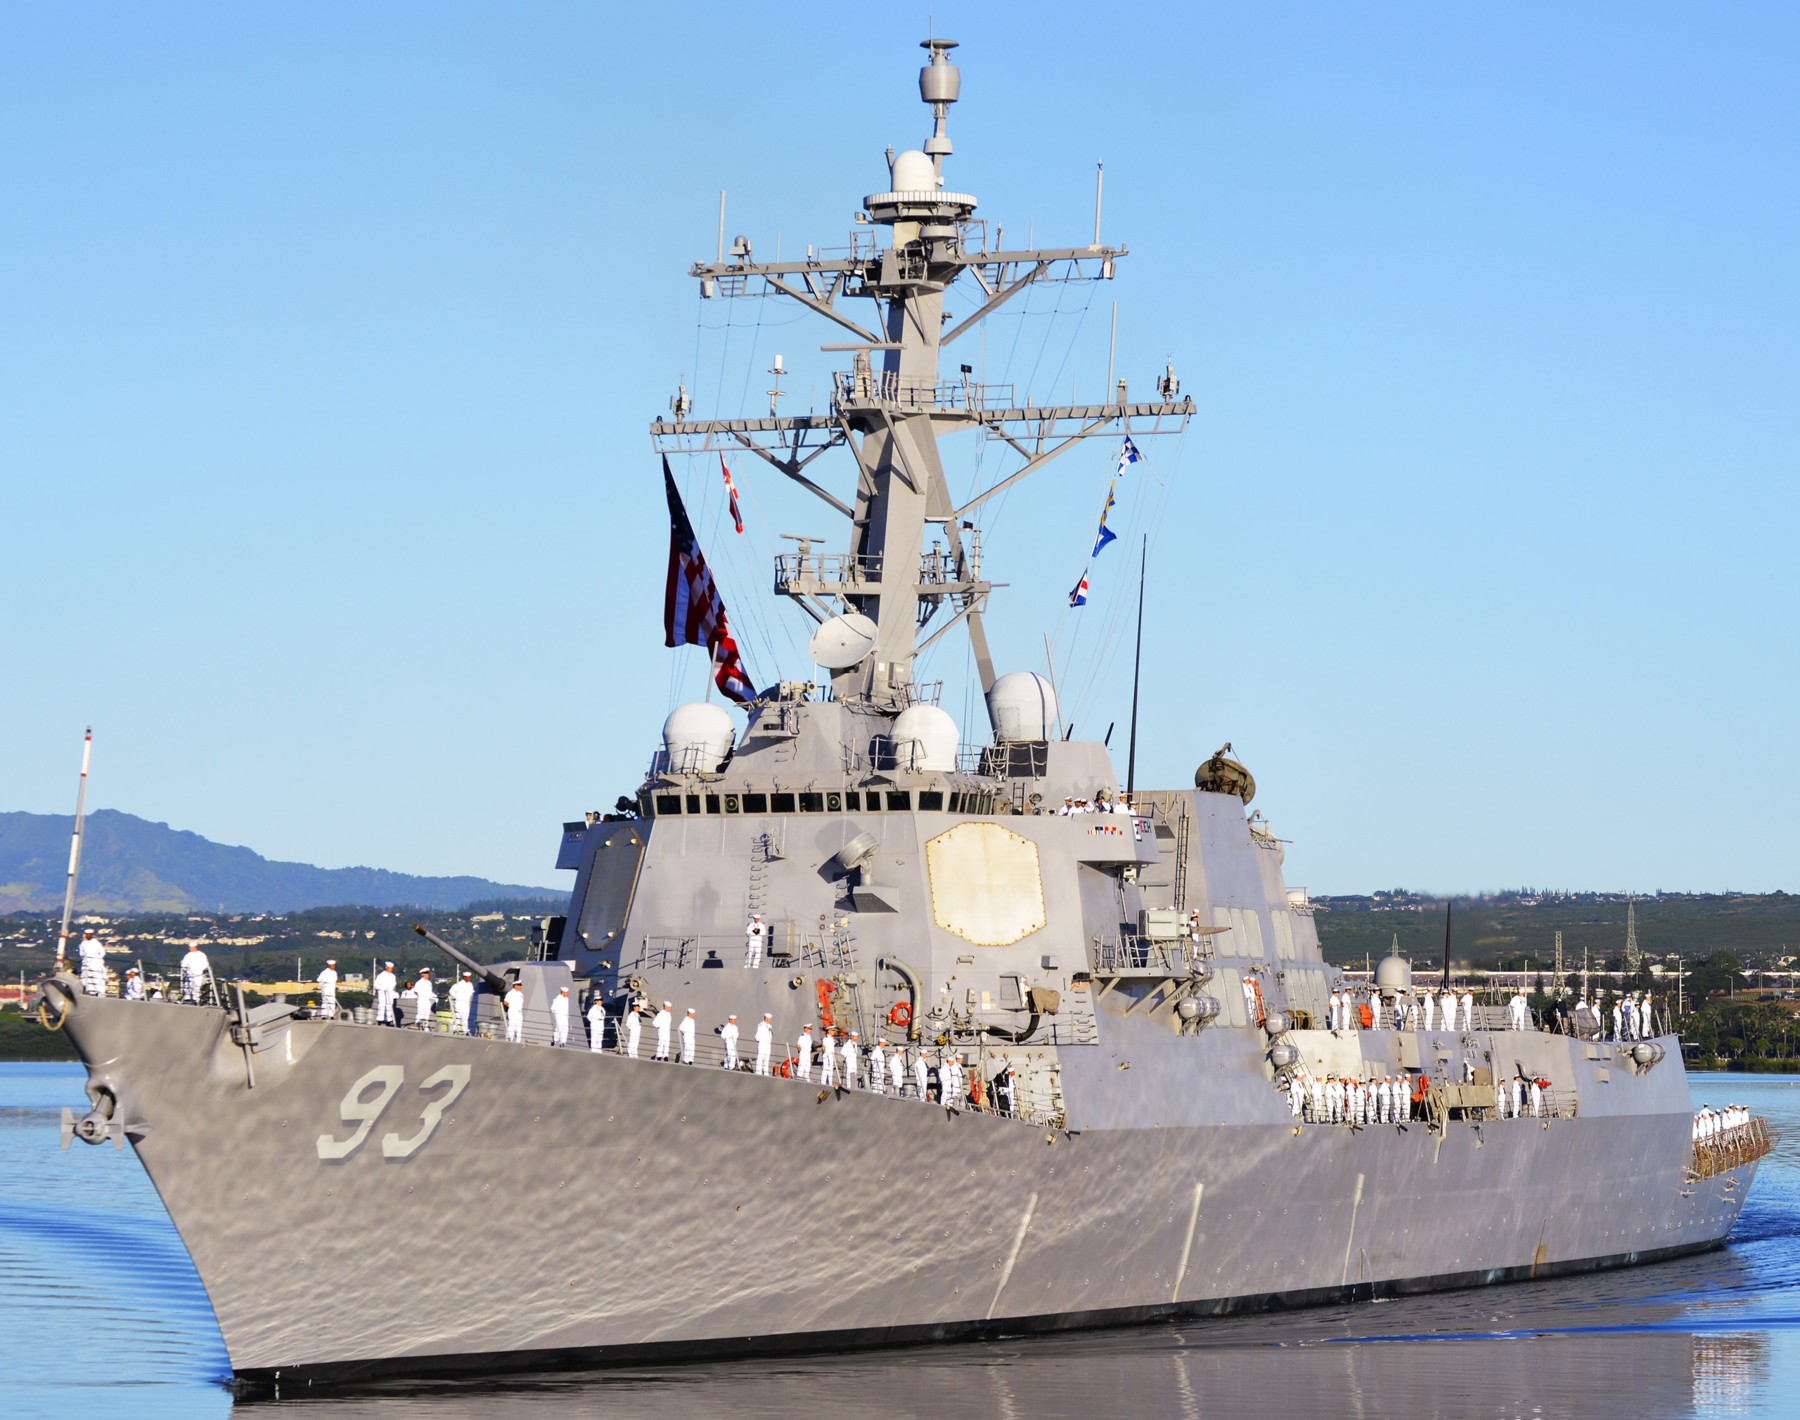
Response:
[918,790,944,811]
[705,794,721,814]
[723,794,740,813]
[771,792,797,814]
[886,791,912,811]
[827,792,843,812]
[743,793,769,813]
[799,792,825,812]
[843,791,860,810]
[685,794,702,815]
[654,795,682,816]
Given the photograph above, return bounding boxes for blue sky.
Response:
[4,3,1796,894]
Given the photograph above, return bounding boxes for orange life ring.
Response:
[887,1001,912,1028]
[778,1057,797,1079]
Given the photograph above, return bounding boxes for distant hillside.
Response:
[0,810,559,914]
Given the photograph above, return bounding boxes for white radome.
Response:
[889,149,936,190]
[890,704,959,771]
[986,671,1057,743]
[662,702,735,774]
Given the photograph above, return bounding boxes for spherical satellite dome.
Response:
[987,672,1057,743]
[662,702,735,774]
[890,148,936,191]
[891,704,958,772]
[1374,955,1412,997]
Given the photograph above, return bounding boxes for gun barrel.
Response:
[412,925,508,996]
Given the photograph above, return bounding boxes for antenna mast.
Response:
[652,40,1191,720]
[54,728,93,972]
[1126,536,1146,798]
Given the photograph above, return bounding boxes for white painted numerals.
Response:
[316,1063,471,1161]
[381,1065,471,1159]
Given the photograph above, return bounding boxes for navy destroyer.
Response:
[40,39,1772,1391]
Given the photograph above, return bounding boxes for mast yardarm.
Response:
[650,41,1193,718]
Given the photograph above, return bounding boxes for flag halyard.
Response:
[663,456,755,704]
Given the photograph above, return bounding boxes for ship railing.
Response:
[287,991,1080,1129]
[1690,1117,1778,1180]
[833,369,1017,414]
[623,931,844,973]
[1091,936,1206,978]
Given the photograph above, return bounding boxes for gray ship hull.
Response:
[58,993,1760,1389]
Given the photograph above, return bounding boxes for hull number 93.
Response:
[316,1064,472,1161]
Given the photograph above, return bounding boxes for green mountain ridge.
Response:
[0,809,559,914]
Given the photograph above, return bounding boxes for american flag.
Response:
[663,457,755,704]
[720,455,744,534]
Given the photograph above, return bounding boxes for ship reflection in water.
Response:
[4,1065,1795,1418]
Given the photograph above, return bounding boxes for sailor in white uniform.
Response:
[818,1030,836,1086]
[624,1001,642,1057]
[179,945,210,1004]
[450,972,476,1034]
[841,1031,860,1090]
[412,969,437,1029]
[720,1014,740,1068]
[1421,990,1436,1032]
[888,1045,905,1095]
[943,1053,966,1109]
[652,1001,673,1060]
[78,931,108,996]
[794,1023,813,1080]
[1287,1075,1305,1120]
[122,966,145,1000]
[754,1013,774,1075]
[1529,1079,1543,1117]
[743,914,766,968]
[551,987,571,1046]
[315,959,339,1018]
[1327,988,1342,1032]
[867,1039,887,1095]
[587,994,608,1052]
[504,982,525,1043]
[373,962,397,1024]
[1458,991,1473,1031]
[678,1007,696,1064]
[911,1049,928,1101]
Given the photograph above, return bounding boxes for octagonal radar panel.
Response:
[809,612,878,670]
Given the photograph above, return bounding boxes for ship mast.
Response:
[651,40,1192,718]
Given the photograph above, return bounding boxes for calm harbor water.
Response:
[2,1063,1796,1419]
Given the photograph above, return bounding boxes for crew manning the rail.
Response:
[450,971,476,1035]
[77,930,108,996]
[373,962,397,1024]
[315,959,338,1018]
[179,943,211,1004]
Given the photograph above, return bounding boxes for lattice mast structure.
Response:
[651,39,1192,717]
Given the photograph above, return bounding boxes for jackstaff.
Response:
[53,727,93,971]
